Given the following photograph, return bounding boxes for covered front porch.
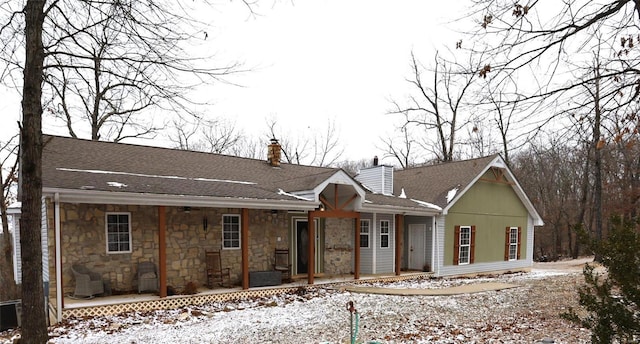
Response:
[59,271,431,320]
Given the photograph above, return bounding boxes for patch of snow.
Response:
[410,199,442,211]
[106,182,127,188]
[277,189,313,201]
[398,188,406,199]
[19,268,591,344]
[446,186,459,203]
[57,168,257,185]
[359,183,374,193]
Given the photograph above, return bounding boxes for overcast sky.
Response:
[206,1,469,163]
[0,1,470,163]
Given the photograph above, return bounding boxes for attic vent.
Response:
[267,138,282,167]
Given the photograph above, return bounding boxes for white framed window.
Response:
[380,220,390,248]
[106,213,132,253]
[458,226,471,265]
[509,227,518,260]
[360,220,370,248]
[222,214,241,249]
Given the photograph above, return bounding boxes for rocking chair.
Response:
[273,248,292,282]
[206,250,230,288]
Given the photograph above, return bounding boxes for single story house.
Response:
[10,135,542,322]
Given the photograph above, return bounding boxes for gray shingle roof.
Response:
[393,155,499,209]
[42,135,339,202]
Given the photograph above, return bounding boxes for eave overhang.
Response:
[43,188,319,211]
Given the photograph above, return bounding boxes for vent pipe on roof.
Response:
[267,138,282,167]
[373,155,378,166]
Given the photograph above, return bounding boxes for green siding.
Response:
[444,173,529,265]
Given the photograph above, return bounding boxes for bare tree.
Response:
[16,0,48,341]
[2,1,246,143]
[0,0,257,340]
[266,118,344,167]
[390,51,478,162]
[170,117,242,154]
[379,125,418,169]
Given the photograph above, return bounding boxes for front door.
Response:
[294,218,321,274]
[408,224,426,270]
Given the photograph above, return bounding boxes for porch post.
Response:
[241,208,249,290]
[158,206,167,298]
[54,193,63,320]
[307,211,315,285]
[395,214,403,276]
[354,214,360,280]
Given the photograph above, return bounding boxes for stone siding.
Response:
[52,203,290,298]
[323,218,354,275]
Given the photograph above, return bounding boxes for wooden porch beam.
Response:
[158,206,167,298]
[241,208,249,290]
[307,211,315,285]
[334,184,339,211]
[395,214,403,276]
[313,209,359,219]
[338,193,358,211]
[319,195,335,211]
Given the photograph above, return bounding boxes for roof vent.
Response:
[267,138,281,167]
[373,155,379,166]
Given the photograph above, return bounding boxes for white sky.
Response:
[0,1,470,163]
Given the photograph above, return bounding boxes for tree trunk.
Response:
[593,67,604,262]
[20,0,48,342]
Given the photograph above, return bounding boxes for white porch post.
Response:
[54,193,62,322]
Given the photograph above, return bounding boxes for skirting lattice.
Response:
[60,273,431,320]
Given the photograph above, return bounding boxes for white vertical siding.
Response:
[12,214,21,284]
[375,214,395,273]
[434,215,446,276]
[526,215,535,264]
[358,213,374,274]
[12,197,48,284]
[383,168,393,195]
[424,220,433,270]
[41,197,49,283]
[355,166,393,195]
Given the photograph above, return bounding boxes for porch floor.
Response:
[63,271,429,310]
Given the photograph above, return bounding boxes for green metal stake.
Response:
[347,301,358,344]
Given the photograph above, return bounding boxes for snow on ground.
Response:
[1,259,599,344]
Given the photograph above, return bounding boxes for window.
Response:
[505,227,521,261]
[360,220,370,248]
[106,213,131,253]
[454,225,475,265]
[458,226,471,264]
[380,220,390,248]
[222,215,240,249]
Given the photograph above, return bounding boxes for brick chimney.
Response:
[267,138,282,167]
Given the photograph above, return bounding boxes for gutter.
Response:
[359,203,441,217]
[42,188,319,211]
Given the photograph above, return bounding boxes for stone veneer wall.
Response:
[323,218,354,275]
[51,202,290,298]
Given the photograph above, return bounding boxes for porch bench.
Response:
[249,270,282,287]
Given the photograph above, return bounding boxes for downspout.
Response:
[54,193,62,322]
